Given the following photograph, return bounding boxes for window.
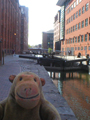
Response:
[71,38,72,43]
[85,18,88,26]
[84,46,87,50]
[78,22,81,29]
[89,46,90,50]
[75,37,77,42]
[71,16,72,21]
[69,18,70,23]
[79,0,82,3]
[79,9,81,16]
[81,46,83,50]
[78,47,80,50]
[71,16,73,21]
[76,24,78,30]
[81,35,84,42]
[85,34,87,41]
[82,6,84,14]
[74,2,76,8]
[66,40,68,44]
[86,3,89,11]
[76,12,78,18]
[67,29,68,34]
[81,20,84,28]
[76,0,78,5]
[73,26,75,31]
[71,27,72,32]
[73,14,75,20]
[69,28,70,33]
[67,9,69,14]
[69,6,71,12]
[62,41,64,45]
[62,48,64,51]
[71,4,73,10]
[89,33,90,41]
[78,36,80,42]
[73,38,74,43]
[75,47,77,50]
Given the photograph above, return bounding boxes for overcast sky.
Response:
[19,0,60,46]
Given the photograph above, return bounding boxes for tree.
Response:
[28,44,31,48]
[48,48,52,54]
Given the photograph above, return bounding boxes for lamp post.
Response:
[14,33,16,53]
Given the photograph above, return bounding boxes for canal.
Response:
[48,71,90,120]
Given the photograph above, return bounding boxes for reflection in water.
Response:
[49,71,90,120]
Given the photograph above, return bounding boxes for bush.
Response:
[48,48,52,54]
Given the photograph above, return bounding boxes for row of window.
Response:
[66,18,90,34]
[65,34,90,44]
[67,2,89,24]
[67,0,82,14]
[62,46,90,51]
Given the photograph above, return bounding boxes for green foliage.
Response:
[48,48,52,54]
[28,44,31,48]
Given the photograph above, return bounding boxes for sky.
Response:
[19,0,60,46]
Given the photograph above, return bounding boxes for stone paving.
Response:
[0,55,78,120]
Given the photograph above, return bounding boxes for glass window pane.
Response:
[82,6,84,14]
[86,3,89,11]
[85,34,87,41]
[79,9,81,16]
[81,35,84,42]
[82,21,84,28]
[76,12,78,18]
[85,18,88,26]
[78,36,80,42]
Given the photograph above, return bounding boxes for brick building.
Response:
[56,0,90,56]
[42,30,54,49]
[54,10,61,51]
[0,0,28,54]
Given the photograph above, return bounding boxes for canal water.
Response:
[48,71,90,120]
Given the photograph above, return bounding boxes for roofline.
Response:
[56,0,67,6]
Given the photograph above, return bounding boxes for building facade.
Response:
[54,10,61,51]
[57,0,90,56]
[42,30,54,49]
[20,6,28,53]
[0,0,28,54]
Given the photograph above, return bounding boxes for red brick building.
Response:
[54,11,61,51]
[56,0,90,56]
[0,0,28,54]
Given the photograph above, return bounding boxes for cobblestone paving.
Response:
[0,55,78,120]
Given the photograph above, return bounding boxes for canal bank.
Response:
[0,55,77,120]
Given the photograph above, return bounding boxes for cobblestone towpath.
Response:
[0,55,78,120]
